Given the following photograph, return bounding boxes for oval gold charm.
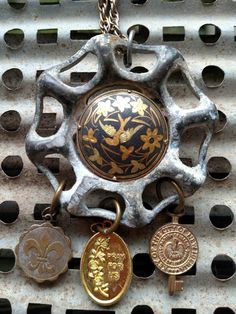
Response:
[81,232,132,306]
[15,222,72,283]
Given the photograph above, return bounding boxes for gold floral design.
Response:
[141,128,164,153]
[96,99,114,117]
[89,148,103,165]
[112,96,131,112]
[130,160,145,173]
[130,98,148,116]
[88,237,110,298]
[78,91,167,180]
[108,162,123,175]
[83,128,97,143]
[120,145,134,161]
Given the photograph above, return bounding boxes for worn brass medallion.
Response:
[15,222,72,283]
[81,232,132,306]
[77,89,168,181]
[150,179,199,295]
[150,223,198,275]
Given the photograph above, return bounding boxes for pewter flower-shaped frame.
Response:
[26,34,218,228]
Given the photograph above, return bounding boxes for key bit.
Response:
[168,275,184,296]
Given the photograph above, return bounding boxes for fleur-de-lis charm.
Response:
[15,222,72,283]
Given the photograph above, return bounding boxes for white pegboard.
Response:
[0,0,236,313]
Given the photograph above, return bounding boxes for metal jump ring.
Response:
[42,180,66,219]
[97,199,122,235]
[156,178,185,215]
[125,28,136,68]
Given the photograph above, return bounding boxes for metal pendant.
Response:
[15,222,72,283]
[26,33,218,227]
[150,179,198,295]
[80,231,132,306]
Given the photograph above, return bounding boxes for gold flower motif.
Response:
[112,96,131,112]
[130,160,145,173]
[130,98,148,116]
[108,162,123,175]
[88,259,99,271]
[89,148,103,165]
[96,99,114,117]
[120,145,134,161]
[141,128,163,153]
[82,128,97,143]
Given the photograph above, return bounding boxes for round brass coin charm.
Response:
[15,222,72,283]
[81,232,132,306]
[77,89,168,181]
[150,223,198,275]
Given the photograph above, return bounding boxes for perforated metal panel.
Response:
[0,0,235,313]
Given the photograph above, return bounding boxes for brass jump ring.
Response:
[125,28,136,68]
[156,178,185,215]
[97,199,122,235]
[42,180,66,219]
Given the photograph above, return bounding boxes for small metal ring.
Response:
[42,180,66,219]
[97,199,122,235]
[156,178,185,215]
[125,28,136,68]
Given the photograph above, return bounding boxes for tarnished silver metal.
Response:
[26,34,218,228]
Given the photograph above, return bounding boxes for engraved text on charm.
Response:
[15,222,72,283]
[150,223,198,275]
[81,232,132,306]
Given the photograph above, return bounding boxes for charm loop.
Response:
[156,178,185,216]
[42,180,66,220]
[97,199,122,235]
[125,27,136,68]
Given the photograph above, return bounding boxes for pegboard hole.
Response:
[127,25,149,43]
[0,110,21,132]
[8,0,26,9]
[179,127,206,167]
[215,110,227,133]
[66,310,115,314]
[70,72,96,85]
[33,203,50,220]
[4,29,24,49]
[172,310,196,314]
[167,70,200,109]
[207,157,231,181]
[0,201,19,224]
[0,299,12,314]
[40,0,59,4]
[202,65,225,88]
[68,257,80,270]
[38,157,60,174]
[210,205,234,230]
[2,68,23,91]
[214,308,235,314]
[70,30,101,40]
[1,156,23,178]
[201,0,217,4]
[179,206,195,224]
[131,0,148,4]
[163,26,185,41]
[133,253,155,278]
[0,249,15,272]
[27,303,52,314]
[182,263,197,276]
[131,305,154,314]
[211,254,236,281]
[36,97,63,137]
[199,24,221,44]
[130,66,149,73]
[37,29,58,44]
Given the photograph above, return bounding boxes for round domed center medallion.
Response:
[77,89,168,181]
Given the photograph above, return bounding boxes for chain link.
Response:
[98,0,127,39]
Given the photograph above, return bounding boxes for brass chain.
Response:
[98,0,127,39]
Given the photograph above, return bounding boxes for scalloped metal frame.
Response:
[26,34,218,228]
